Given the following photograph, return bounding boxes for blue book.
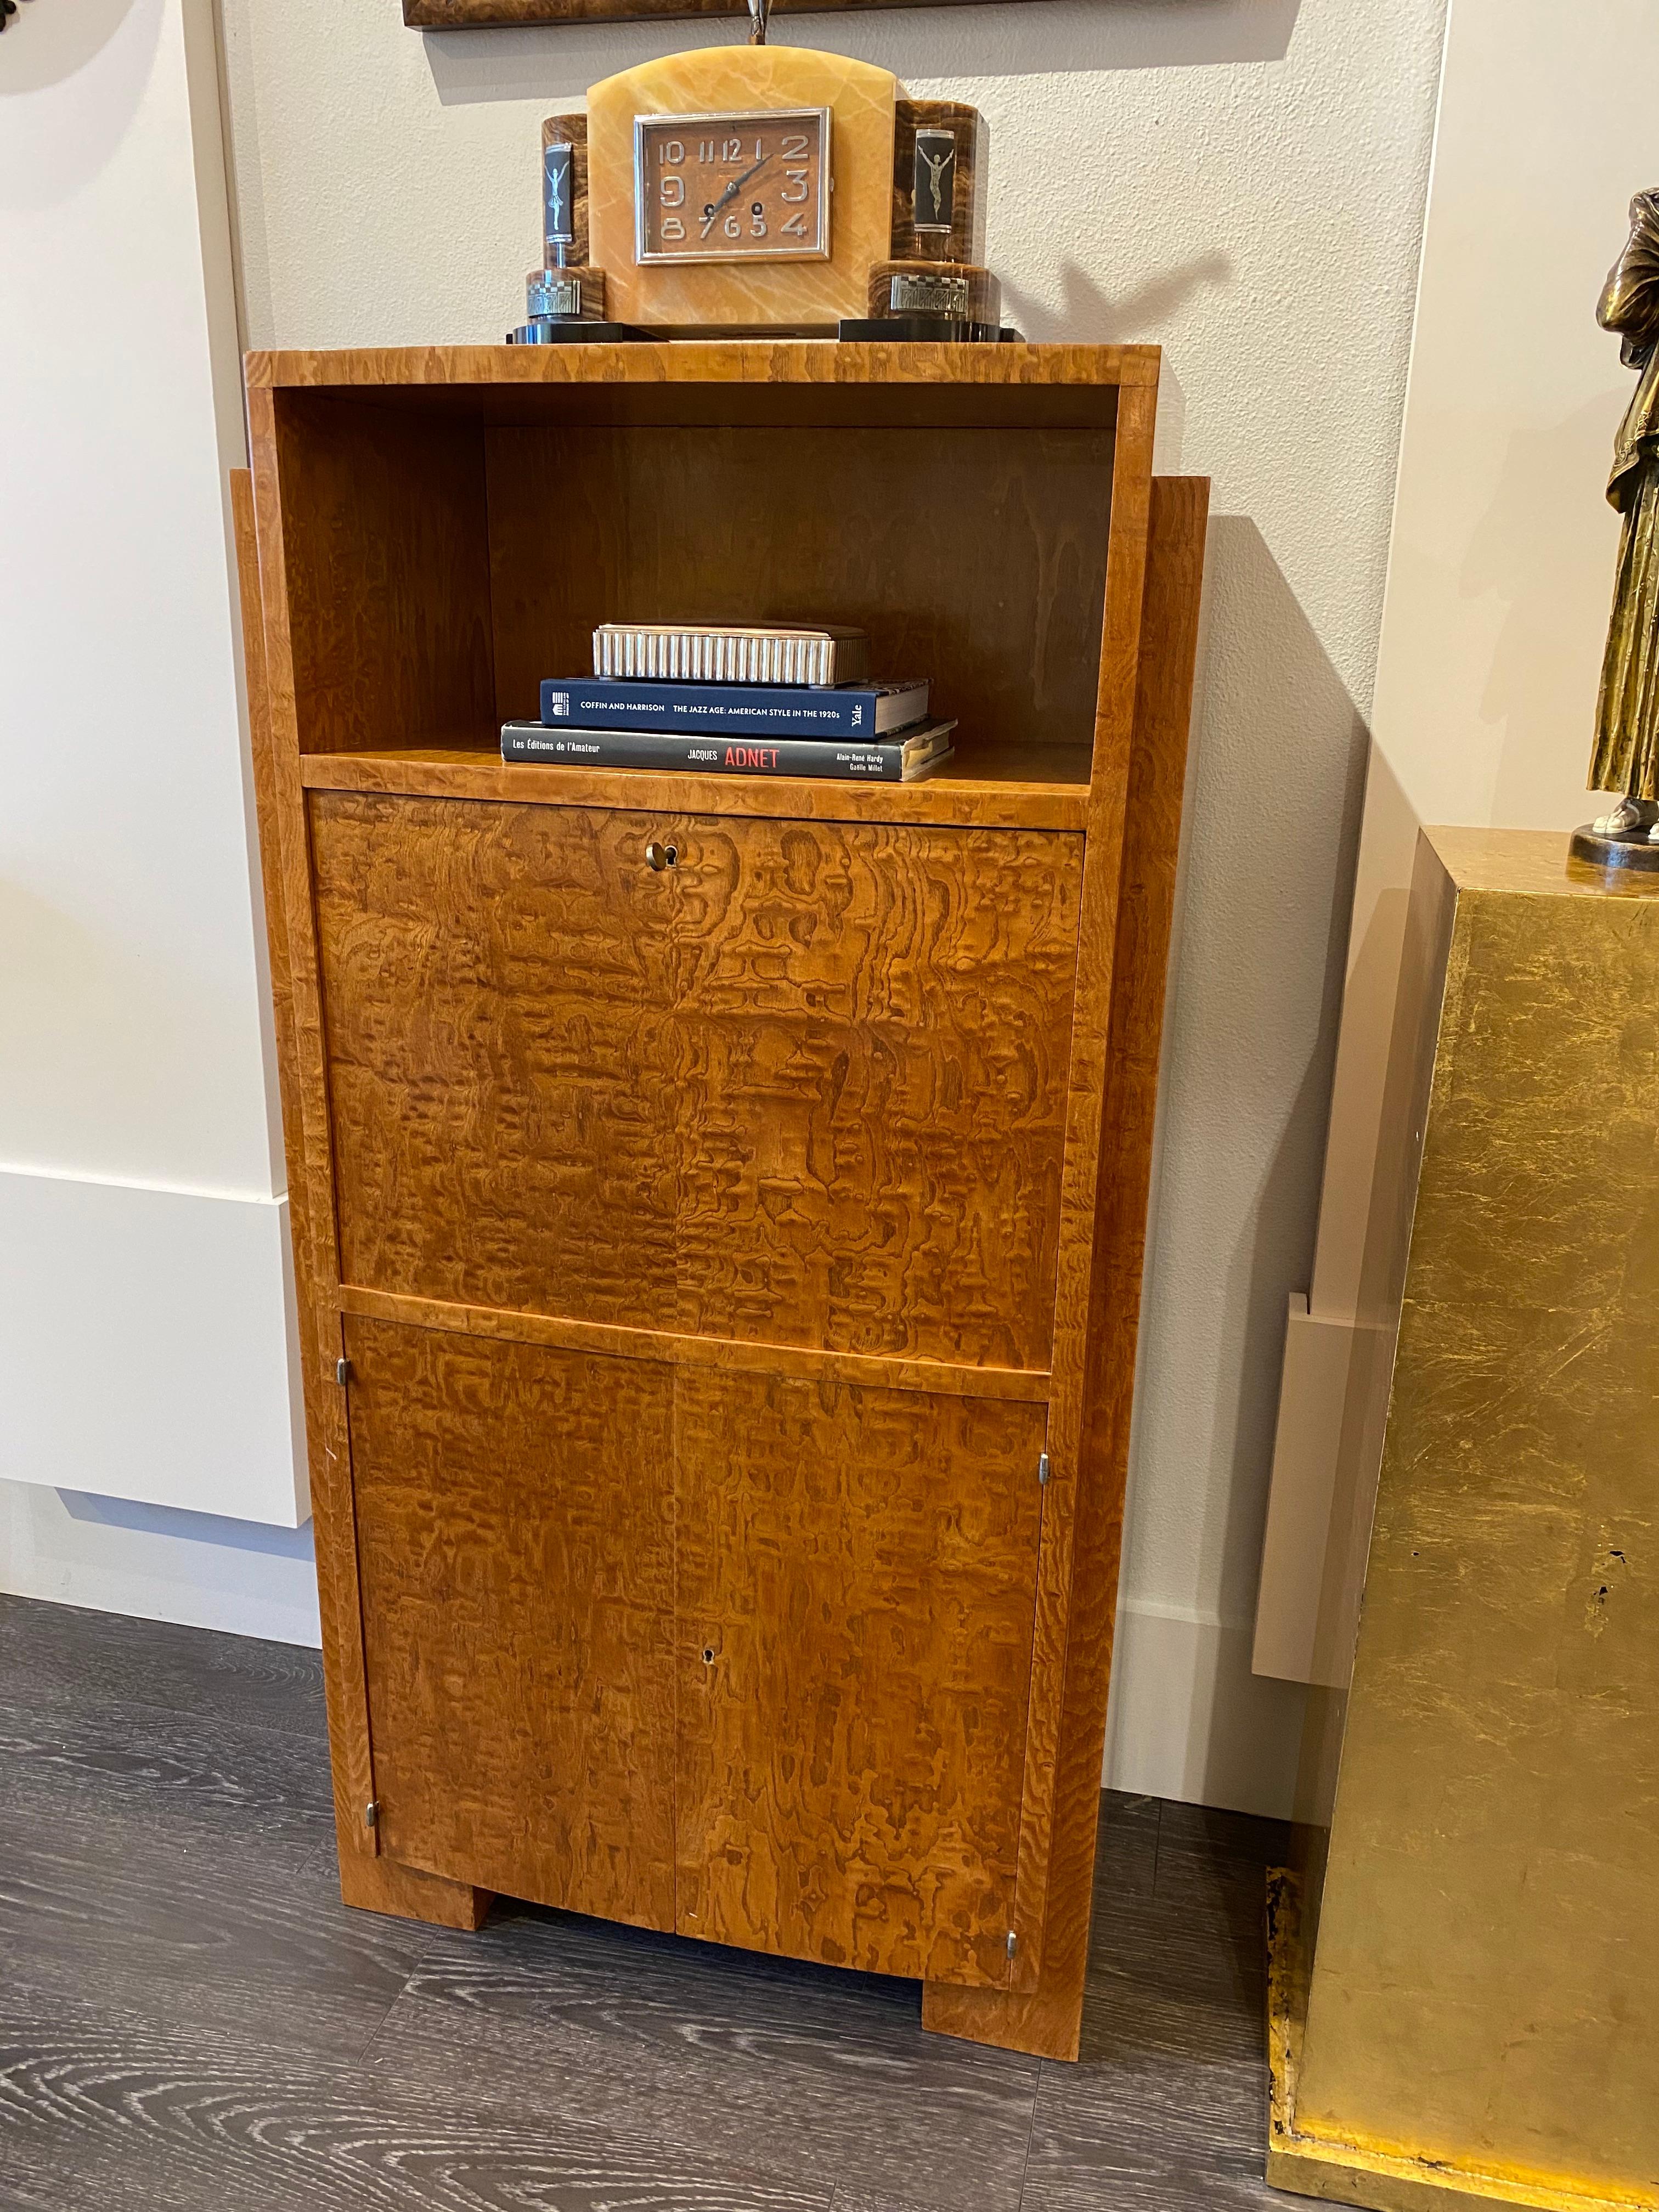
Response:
[539,675,929,740]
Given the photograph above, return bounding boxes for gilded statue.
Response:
[1585,191,1659,855]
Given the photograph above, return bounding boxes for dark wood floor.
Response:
[0,1593,1294,2211]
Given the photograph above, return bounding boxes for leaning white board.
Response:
[0,0,303,1526]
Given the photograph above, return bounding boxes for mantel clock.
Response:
[507,33,1006,342]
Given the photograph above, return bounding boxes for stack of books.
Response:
[501,623,953,783]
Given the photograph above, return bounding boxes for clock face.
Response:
[634,109,832,266]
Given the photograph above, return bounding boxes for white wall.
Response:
[216,0,1447,1813]
[0,0,306,1599]
[1255,0,1659,1686]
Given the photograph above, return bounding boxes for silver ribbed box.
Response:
[592,624,869,687]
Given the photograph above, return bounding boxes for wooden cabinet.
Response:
[233,341,1206,2061]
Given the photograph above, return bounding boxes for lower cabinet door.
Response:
[345,1317,678,1928]
[674,1369,1047,1988]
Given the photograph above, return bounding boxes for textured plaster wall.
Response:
[217,0,1447,1813]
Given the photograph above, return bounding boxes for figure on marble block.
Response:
[1587,190,1659,851]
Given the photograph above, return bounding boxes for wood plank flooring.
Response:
[0,1594,1296,2210]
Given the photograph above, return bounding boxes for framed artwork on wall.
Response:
[405,0,1051,24]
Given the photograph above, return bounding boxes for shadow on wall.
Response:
[0,0,160,210]
[1003,252,1232,349]
[1117,512,1369,1815]
[417,0,1302,106]
[59,1492,316,1562]
[0,1480,321,1645]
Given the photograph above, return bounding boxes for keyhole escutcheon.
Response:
[645,840,679,872]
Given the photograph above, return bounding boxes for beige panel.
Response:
[1252,1294,1356,1685]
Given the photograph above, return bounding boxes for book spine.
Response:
[504,726,910,781]
[540,678,899,738]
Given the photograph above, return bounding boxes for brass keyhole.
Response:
[702,1646,715,1664]
[645,840,679,872]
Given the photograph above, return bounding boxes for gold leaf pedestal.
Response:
[1271,827,1659,2212]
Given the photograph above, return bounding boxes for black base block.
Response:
[506,319,654,345]
[836,317,1019,345]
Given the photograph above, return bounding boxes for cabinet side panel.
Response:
[675,1367,1046,1986]
[673,814,1084,1369]
[927,471,1208,2057]
[248,392,380,1867]
[311,792,679,1330]
[346,1316,678,1929]
[274,392,494,755]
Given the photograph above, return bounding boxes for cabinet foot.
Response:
[921,1973,1084,2062]
[337,1849,493,1932]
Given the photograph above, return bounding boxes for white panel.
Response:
[0,2,301,1540]
[0,0,278,1199]
[0,1171,307,1528]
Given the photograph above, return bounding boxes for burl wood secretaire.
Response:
[231,341,1206,2063]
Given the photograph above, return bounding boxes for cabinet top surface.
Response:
[245,342,1150,430]
[245,340,1159,397]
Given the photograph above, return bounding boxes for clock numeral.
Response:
[723,212,742,239]
[781,167,810,205]
[698,139,714,163]
[750,210,768,237]
[781,133,809,159]
[782,210,808,237]
[660,215,685,241]
[659,173,685,207]
[656,139,685,165]
[723,136,742,160]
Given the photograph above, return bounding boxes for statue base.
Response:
[1570,817,1659,872]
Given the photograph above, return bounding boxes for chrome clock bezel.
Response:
[633,106,833,267]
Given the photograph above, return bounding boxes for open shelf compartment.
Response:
[252,341,1146,815]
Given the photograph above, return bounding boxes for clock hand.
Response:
[700,152,772,233]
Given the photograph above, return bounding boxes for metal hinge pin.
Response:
[1006,1929,1018,1960]
[1037,1452,1051,1486]
[365,1799,379,1829]
[336,1357,352,1386]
